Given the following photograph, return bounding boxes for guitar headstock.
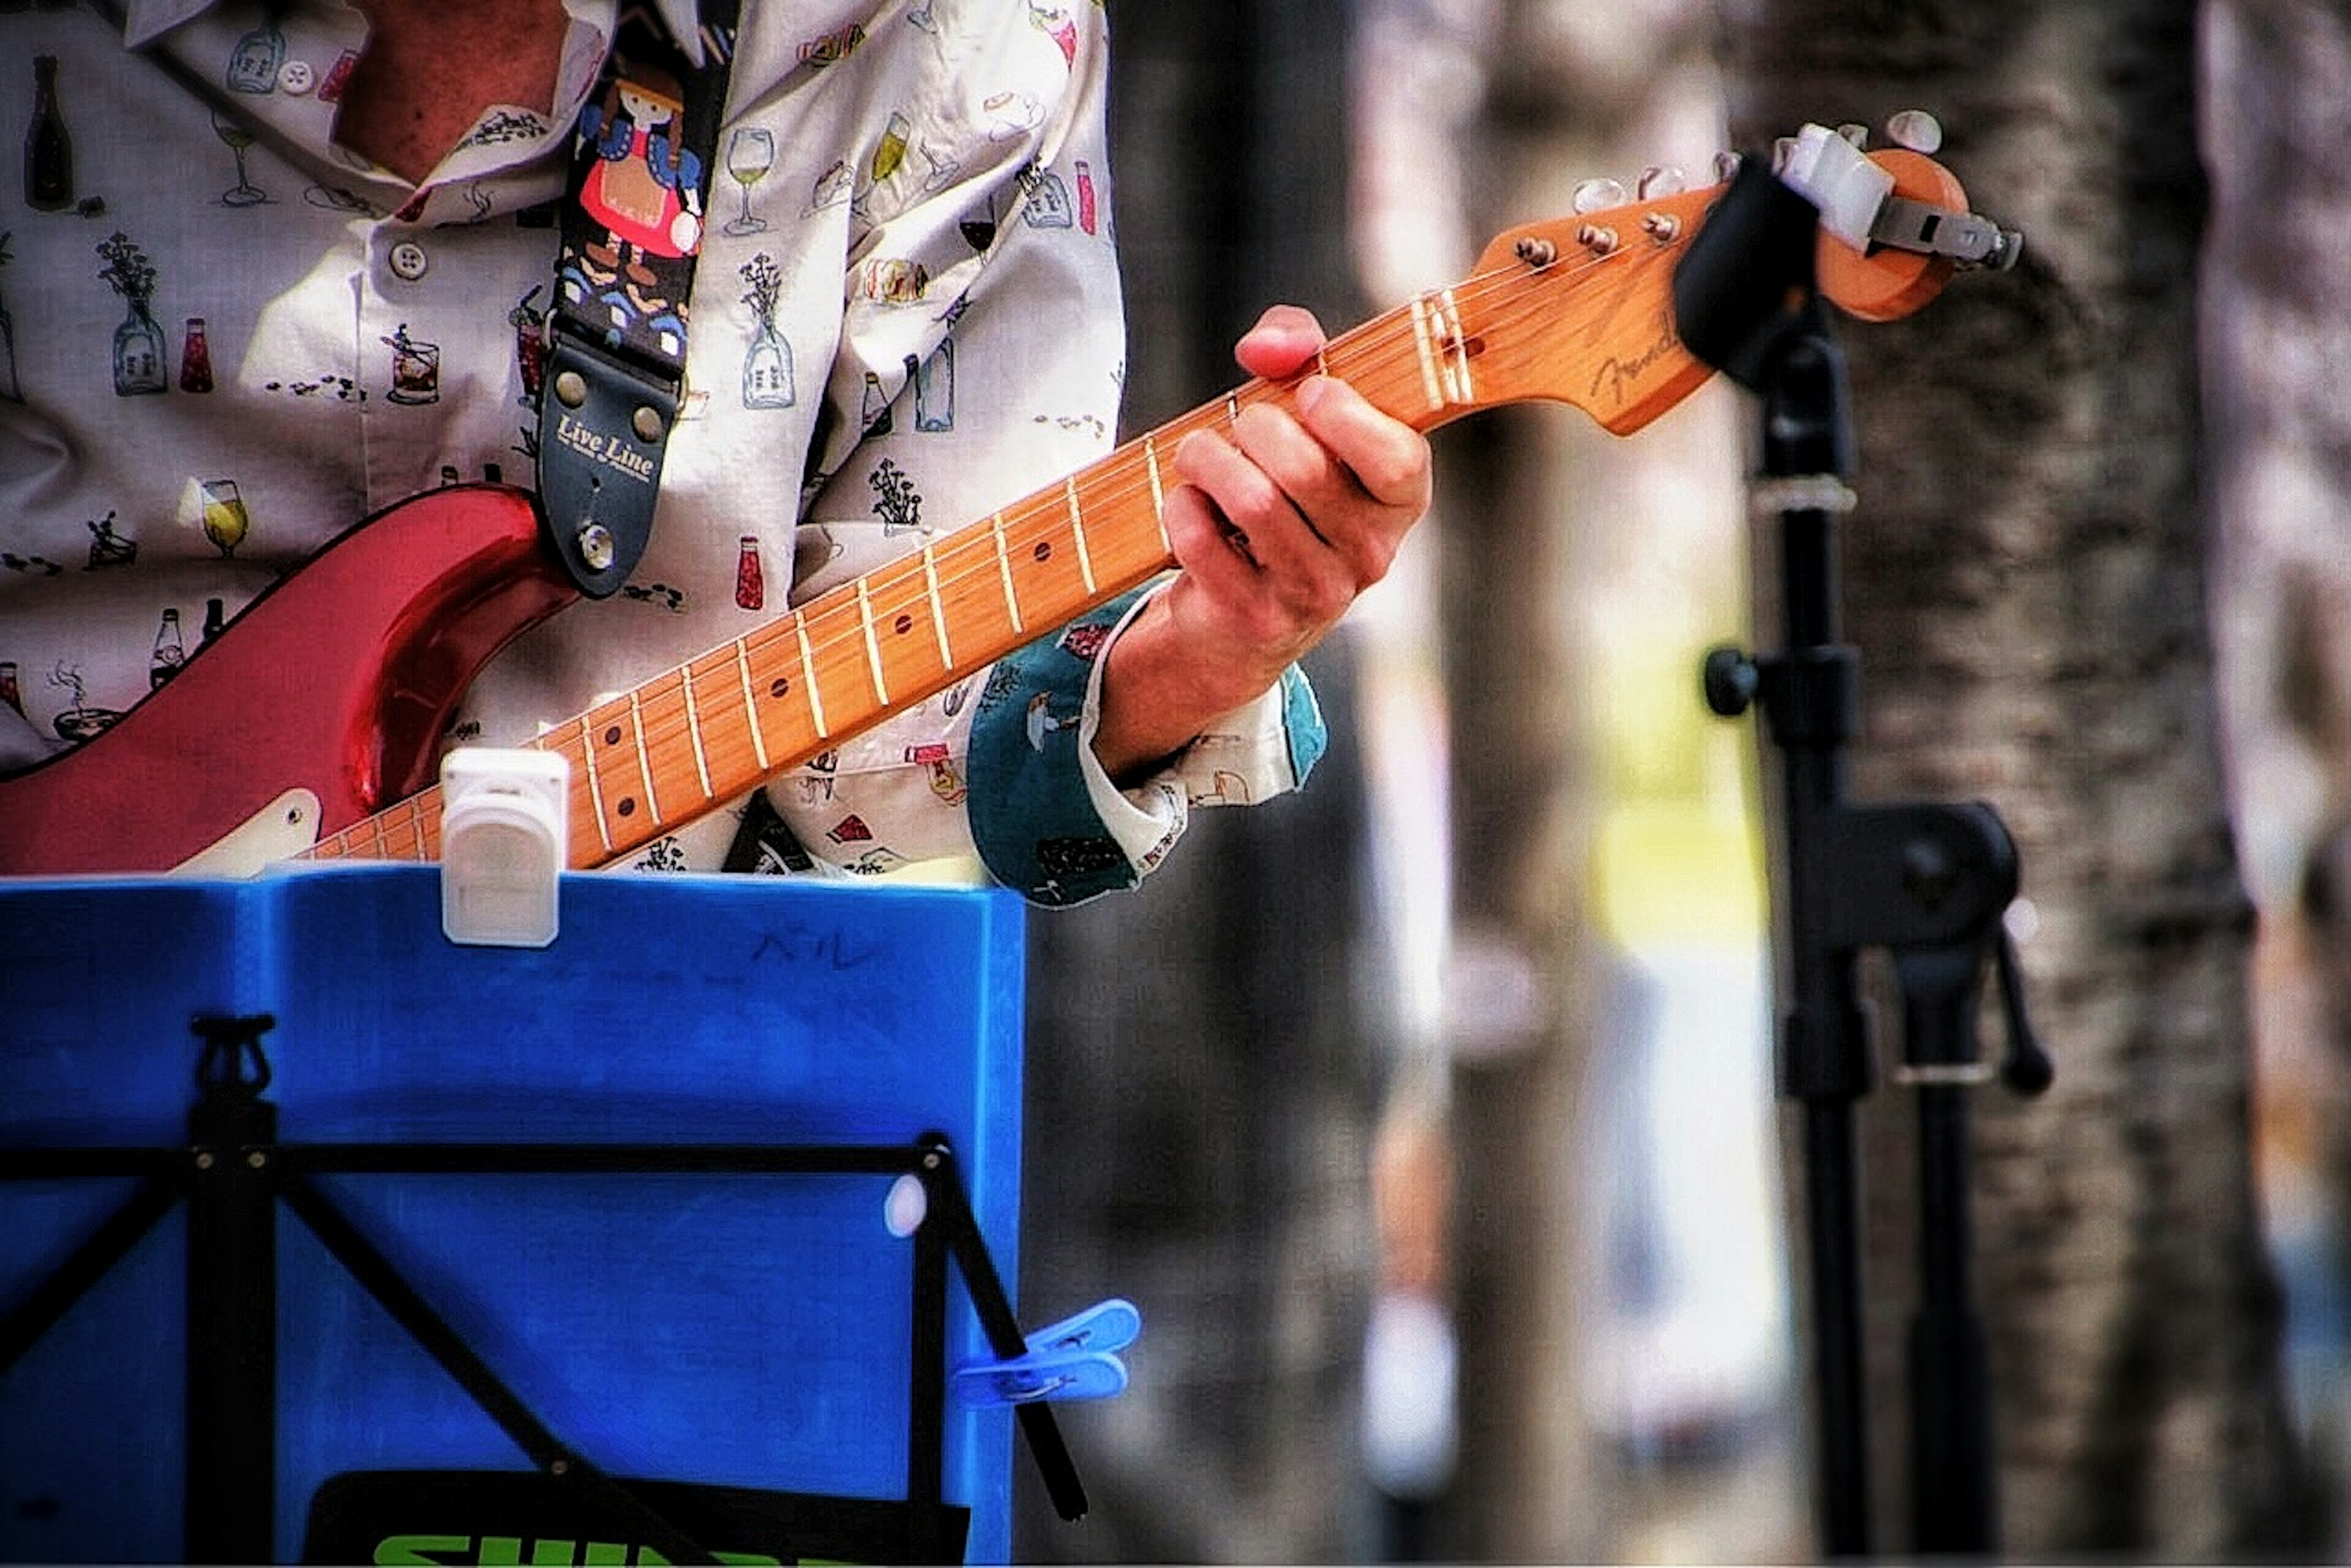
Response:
[1437,135,2001,438]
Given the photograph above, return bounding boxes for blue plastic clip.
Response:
[953,1297,1141,1407]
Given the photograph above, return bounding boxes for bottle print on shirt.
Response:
[733,535,763,610]
[94,233,167,397]
[178,318,214,392]
[509,287,548,408]
[914,338,954,432]
[24,55,72,212]
[149,607,186,688]
[738,253,794,410]
[225,17,285,94]
[1019,162,1071,229]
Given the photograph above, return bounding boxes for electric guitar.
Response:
[0,137,2006,879]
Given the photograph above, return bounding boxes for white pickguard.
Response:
[172,788,323,877]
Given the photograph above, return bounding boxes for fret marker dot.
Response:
[770,678,790,699]
[618,798,636,817]
[894,613,914,635]
[1033,541,1052,562]
[604,725,623,746]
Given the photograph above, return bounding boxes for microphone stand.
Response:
[1676,159,2053,1558]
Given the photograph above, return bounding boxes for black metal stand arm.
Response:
[1680,158,2053,1559]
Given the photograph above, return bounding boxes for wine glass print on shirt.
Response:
[213,112,269,206]
[724,127,774,236]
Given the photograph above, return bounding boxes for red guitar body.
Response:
[0,486,577,877]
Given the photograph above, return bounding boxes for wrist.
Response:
[1093,589,1282,784]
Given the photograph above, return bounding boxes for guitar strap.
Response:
[539,0,740,598]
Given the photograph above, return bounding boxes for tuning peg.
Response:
[1884,109,1944,154]
[1637,164,1686,198]
[1771,136,1798,174]
[1836,122,1869,148]
[1572,177,1627,213]
[1714,150,1743,184]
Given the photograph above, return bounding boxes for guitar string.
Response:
[316,229,1670,859]
[319,224,1683,857]
[575,230,1664,767]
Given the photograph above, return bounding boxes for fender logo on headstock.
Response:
[1590,309,1682,414]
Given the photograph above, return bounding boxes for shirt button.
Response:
[278,59,316,95]
[387,241,429,281]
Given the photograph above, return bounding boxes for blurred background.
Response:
[1012,0,2351,1560]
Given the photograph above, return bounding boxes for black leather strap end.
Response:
[535,330,680,598]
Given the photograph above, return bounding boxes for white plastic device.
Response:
[1777,122,1895,253]
[439,748,571,948]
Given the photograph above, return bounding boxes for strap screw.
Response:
[576,523,615,572]
[554,369,588,408]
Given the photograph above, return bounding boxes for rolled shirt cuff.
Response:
[967,583,1327,906]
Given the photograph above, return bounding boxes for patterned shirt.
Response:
[0,0,1325,901]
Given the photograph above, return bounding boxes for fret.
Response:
[732,640,770,771]
[637,669,714,823]
[678,665,714,798]
[795,615,830,737]
[582,702,656,833]
[921,541,954,669]
[1224,391,1242,426]
[683,647,766,805]
[1069,457,1164,588]
[1144,434,1169,552]
[991,511,1024,634]
[549,729,596,858]
[855,579,890,705]
[740,621,826,771]
[1065,476,1097,594]
[575,719,617,855]
[628,691,661,823]
[860,553,944,703]
[1000,495,1092,631]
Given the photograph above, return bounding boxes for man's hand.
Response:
[1093,305,1434,782]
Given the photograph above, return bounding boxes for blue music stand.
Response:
[0,864,1062,1564]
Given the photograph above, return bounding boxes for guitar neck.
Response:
[307,212,1709,868]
